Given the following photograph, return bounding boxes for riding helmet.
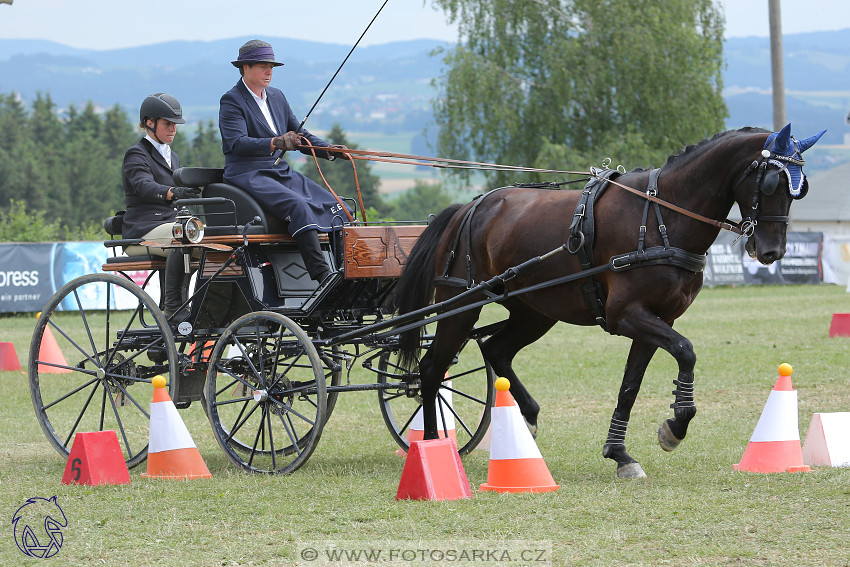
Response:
[139,93,186,126]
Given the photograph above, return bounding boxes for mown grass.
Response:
[1,285,849,566]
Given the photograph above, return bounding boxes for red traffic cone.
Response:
[480,377,559,493]
[828,313,850,337]
[141,375,212,480]
[61,431,130,486]
[0,342,22,371]
[734,363,810,473]
[396,380,457,458]
[396,438,472,501]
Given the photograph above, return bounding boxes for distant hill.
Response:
[1,30,848,146]
[0,36,448,135]
[723,29,850,146]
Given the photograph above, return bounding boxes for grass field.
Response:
[1,284,849,566]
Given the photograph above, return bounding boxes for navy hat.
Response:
[231,39,284,68]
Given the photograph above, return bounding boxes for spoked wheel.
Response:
[377,333,495,456]
[205,311,326,474]
[29,273,178,469]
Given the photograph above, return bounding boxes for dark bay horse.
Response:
[393,124,825,478]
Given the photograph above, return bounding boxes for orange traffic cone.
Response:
[141,375,212,480]
[0,342,22,371]
[37,325,71,374]
[480,377,559,493]
[734,363,811,473]
[396,380,456,457]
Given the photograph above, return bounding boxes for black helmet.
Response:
[139,93,185,126]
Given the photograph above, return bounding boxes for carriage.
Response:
[29,123,825,478]
[28,166,496,475]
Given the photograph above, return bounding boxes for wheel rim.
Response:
[206,312,326,474]
[28,273,177,469]
[378,334,494,456]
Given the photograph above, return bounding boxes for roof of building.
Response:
[790,161,850,221]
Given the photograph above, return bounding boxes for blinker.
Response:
[761,168,780,195]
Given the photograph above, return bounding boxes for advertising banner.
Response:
[0,242,160,313]
[704,232,823,287]
[0,243,55,312]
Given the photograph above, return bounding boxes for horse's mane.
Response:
[664,126,769,166]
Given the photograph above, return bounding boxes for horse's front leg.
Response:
[418,311,481,440]
[613,309,699,460]
[657,359,697,453]
[603,340,657,478]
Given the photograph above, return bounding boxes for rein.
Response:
[302,143,797,240]
[597,170,745,235]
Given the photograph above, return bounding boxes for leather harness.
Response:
[435,168,708,332]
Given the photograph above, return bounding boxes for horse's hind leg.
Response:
[479,303,556,436]
[603,340,657,478]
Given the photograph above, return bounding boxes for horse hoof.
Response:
[658,420,682,452]
[617,462,647,479]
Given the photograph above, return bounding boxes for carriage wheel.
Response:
[377,334,495,456]
[29,273,178,469]
[206,311,326,474]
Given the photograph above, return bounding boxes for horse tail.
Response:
[393,203,464,370]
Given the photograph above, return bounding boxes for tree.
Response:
[188,120,225,168]
[390,180,454,221]
[61,102,124,225]
[299,123,388,218]
[430,0,727,186]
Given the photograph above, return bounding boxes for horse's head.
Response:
[734,123,826,265]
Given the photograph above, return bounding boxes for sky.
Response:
[0,0,849,50]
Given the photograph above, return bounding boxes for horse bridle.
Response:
[594,140,808,240]
[733,139,807,237]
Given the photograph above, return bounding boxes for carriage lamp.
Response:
[172,208,205,244]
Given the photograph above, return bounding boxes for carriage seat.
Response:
[172,167,288,236]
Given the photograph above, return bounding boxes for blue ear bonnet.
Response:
[763,123,826,198]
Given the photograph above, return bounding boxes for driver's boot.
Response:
[162,249,191,325]
[295,229,332,283]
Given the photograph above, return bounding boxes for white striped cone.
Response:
[802,412,850,467]
[734,364,810,473]
[142,378,212,479]
[480,378,558,493]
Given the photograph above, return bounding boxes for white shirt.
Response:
[145,134,172,168]
[242,78,278,135]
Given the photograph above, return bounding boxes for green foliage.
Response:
[388,180,455,221]
[431,0,728,185]
[0,91,225,241]
[299,124,389,216]
[0,199,100,242]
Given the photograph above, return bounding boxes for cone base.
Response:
[480,457,559,493]
[142,447,212,480]
[479,483,560,494]
[734,439,810,473]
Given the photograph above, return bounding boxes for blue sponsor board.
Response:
[0,242,107,313]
